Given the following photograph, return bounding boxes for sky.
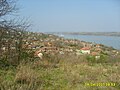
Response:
[18,0,120,32]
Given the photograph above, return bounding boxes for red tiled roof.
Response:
[91,52,99,56]
[81,47,90,50]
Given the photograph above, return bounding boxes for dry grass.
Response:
[15,63,39,84]
[0,53,120,90]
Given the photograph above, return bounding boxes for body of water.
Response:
[56,34,120,50]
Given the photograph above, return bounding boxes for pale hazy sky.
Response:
[18,0,120,32]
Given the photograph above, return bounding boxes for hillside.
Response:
[0,31,120,90]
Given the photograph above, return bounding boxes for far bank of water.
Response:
[56,34,120,50]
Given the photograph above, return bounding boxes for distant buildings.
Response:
[80,47,90,54]
[91,52,100,59]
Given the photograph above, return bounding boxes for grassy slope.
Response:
[0,54,120,90]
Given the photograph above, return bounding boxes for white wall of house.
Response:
[95,56,100,59]
[37,52,43,59]
[81,50,90,54]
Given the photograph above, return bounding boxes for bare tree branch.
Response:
[0,0,17,17]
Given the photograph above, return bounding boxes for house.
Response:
[37,52,43,59]
[2,47,6,51]
[59,51,64,54]
[91,52,100,59]
[34,50,43,59]
[95,48,102,52]
[96,44,101,48]
[80,47,90,54]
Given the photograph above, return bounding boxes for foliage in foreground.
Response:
[0,54,120,90]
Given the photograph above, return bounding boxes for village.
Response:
[19,32,120,60]
[1,31,120,62]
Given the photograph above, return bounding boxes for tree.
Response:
[0,0,17,17]
[0,0,30,66]
[0,0,17,50]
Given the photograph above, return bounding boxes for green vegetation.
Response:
[0,53,120,90]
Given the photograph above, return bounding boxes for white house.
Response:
[80,47,90,54]
[37,52,43,59]
[35,50,43,59]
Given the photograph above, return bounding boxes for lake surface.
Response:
[56,34,120,50]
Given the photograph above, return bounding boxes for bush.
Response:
[86,55,96,63]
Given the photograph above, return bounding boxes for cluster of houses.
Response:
[1,31,119,60]
[19,32,119,60]
[75,44,102,59]
[34,40,103,59]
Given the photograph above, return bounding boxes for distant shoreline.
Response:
[48,32,120,37]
